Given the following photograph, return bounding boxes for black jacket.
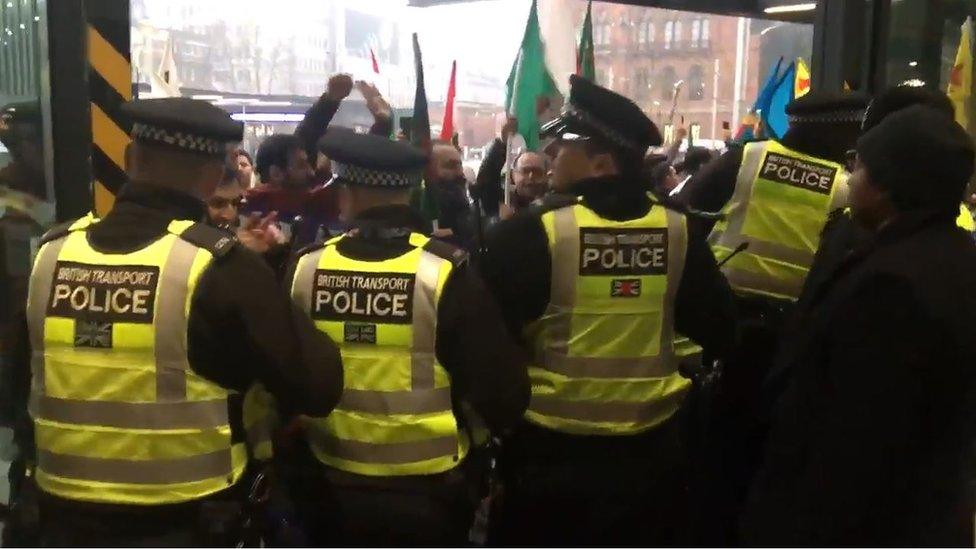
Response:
[742,213,976,546]
[481,175,737,360]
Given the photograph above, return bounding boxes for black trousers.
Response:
[494,415,690,547]
[35,497,244,548]
[287,447,479,547]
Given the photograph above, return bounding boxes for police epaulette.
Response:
[422,238,469,267]
[178,223,238,259]
[525,193,580,217]
[39,219,78,245]
[295,240,328,258]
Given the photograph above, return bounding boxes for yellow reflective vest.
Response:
[525,202,690,436]
[957,203,975,232]
[290,232,468,476]
[710,140,848,301]
[26,216,246,505]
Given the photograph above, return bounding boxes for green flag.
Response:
[577,0,595,81]
[505,0,559,151]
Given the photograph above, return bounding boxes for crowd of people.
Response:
[3,56,976,547]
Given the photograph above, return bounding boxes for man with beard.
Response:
[473,118,551,221]
[423,140,475,248]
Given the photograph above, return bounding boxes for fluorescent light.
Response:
[191,94,223,100]
[909,61,918,67]
[764,3,816,14]
[901,79,926,87]
[252,100,293,106]
[231,113,305,122]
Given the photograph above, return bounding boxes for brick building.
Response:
[584,3,764,143]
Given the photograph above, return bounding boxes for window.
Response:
[701,19,710,48]
[674,21,683,48]
[664,21,673,49]
[691,19,701,49]
[659,66,677,100]
[647,22,655,43]
[633,67,650,97]
[638,21,646,44]
[688,64,705,100]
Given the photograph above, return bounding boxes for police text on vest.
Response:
[47,261,159,323]
[312,270,416,325]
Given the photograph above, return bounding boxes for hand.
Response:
[499,201,516,220]
[501,116,518,141]
[356,80,392,121]
[326,73,354,102]
[237,212,284,254]
[432,227,455,239]
[675,125,689,141]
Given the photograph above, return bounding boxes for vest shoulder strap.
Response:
[177,223,238,259]
[421,237,468,268]
[38,215,93,245]
[532,193,579,214]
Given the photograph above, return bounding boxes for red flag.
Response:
[369,47,380,74]
[439,60,457,141]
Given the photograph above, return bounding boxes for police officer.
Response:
[286,129,529,546]
[480,75,736,546]
[677,92,869,543]
[8,97,343,546]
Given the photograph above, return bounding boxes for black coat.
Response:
[742,212,976,546]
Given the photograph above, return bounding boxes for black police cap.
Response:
[541,74,662,153]
[786,90,869,125]
[120,97,243,157]
[319,128,428,188]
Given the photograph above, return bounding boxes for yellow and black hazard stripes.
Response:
[86,6,130,217]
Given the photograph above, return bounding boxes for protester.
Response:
[236,149,255,188]
[422,139,475,247]
[742,104,976,546]
[245,74,393,251]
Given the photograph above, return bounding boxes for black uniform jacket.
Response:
[742,212,976,546]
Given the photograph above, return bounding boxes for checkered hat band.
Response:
[563,104,640,150]
[788,111,865,124]
[132,122,224,156]
[331,162,421,188]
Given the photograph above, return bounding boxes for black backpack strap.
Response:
[177,222,238,259]
[422,237,469,268]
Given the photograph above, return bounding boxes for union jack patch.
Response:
[611,279,642,298]
[74,320,113,349]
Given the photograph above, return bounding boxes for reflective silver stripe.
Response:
[339,387,452,415]
[154,237,203,402]
[710,232,814,268]
[662,208,687,362]
[531,394,685,424]
[31,395,228,430]
[312,432,458,464]
[410,251,442,391]
[711,141,767,250]
[546,207,579,360]
[26,236,69,394]
[724,266,802,300]
[37,449,233,485]
[544,355,678,379]
[292,248,326,315]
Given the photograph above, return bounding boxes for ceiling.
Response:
[406,0,817,24]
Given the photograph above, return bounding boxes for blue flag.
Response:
[753,57,784,119]
[765,61,796,140]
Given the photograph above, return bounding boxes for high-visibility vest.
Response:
[243,383,277,462]
[290,232,468,476]
[525,202,690,436]
[26,216,246,505]
[710,140,848,301]
[957,203,975,232]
